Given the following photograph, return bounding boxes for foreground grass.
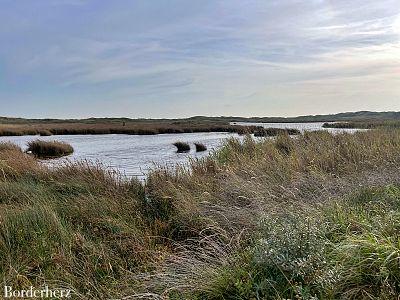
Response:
[183,185,400,299]
[1,129,400,298]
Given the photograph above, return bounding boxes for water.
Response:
[0,122,361,179]
[231,122,362,133]
[0,132,238,179]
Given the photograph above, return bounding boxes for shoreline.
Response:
[0,124,300,137]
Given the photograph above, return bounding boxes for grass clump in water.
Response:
[39,129,53,136]
[27,140,74,158]
[173,141,190,153]
[253,127,300,137]
[194,142,207,152]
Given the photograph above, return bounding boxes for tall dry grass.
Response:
[137,129,400,298]
[0,123,266,137]
[27,140,74,158]
[1,129,400,298]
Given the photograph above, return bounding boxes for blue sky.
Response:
[0,0,399,118]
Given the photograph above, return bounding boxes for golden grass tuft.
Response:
[27,140,74,158]
[0,142,22,152]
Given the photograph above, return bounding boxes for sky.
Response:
[0,0,399,118]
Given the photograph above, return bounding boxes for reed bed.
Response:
[323,120,400,129]
[0,141,22,152]
[194,142,207,152]
[253,127,300,136]
[27,140,74,158]
[173,141,191,153]
[0,129,400,298]
[0,123,264,137]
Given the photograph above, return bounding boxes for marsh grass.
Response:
[186,185,400,299]
[173,141,190,153]
[27,140,74,158]
[323,120,400,129]
[1,129,400,298]
[194,142,207,152]
[38,129,52,136]
[0,123,265,137]
[253,127,300,137]
[0,142,22,152]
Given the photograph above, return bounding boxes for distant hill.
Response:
[1,111,400,124]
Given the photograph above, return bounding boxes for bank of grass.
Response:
[0,141,22,152]
[179,185,400,299]
[1,129,400,298]
[0,122,264,137]
[323,120,400,129]
[253,127,300,137]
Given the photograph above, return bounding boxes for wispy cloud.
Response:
[0,0,399,118]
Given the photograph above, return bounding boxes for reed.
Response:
[0,123,266,137]
[0,129,400,298]
[0,141,22,152]
[39,129,53,136]
[173,141,190,153]
[194,142,207,152]
[323,120,400,129]
[27,140,74,158]
[253,127,300,137]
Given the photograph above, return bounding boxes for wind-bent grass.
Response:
[1,129,400,298]
[0,142,22,152]
[27,140,74,158]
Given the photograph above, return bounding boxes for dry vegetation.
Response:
[323,120,400,129]
[27,140,74,158]
[253,127,300,137]
[1,129,400,299]
[0,122,261,137]
[194,142,207,152]
[0,120,302,137]
[0,141,22,152]
[173,141,191,153]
